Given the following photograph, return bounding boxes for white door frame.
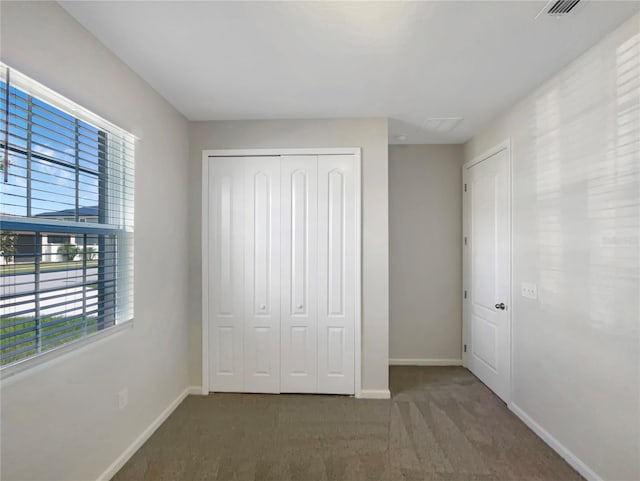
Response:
[462,139,513,403]
[201,148,363,397]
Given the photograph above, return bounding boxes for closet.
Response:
[202,149,360,395]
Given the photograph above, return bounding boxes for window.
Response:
[0,64,134,369]
[47,235,71,245]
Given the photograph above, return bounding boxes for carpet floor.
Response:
[112,366,582,481]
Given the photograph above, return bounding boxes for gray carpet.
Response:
[112,367,582,481]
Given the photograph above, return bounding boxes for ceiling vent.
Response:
[423,117,463,133]
[537,0,582,18]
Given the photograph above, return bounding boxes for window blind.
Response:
[0,63,134,368]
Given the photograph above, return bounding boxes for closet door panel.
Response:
[281,155,318,393]
[244,157,281,393]
[317,154,356,394]
[208,157,244,392]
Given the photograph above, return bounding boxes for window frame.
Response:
[0,64,135,378]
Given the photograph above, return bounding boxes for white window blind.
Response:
[0,63,134,368]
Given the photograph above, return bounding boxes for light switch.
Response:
[521,283,537,300]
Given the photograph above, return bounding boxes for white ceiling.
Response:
[59,1,640,144]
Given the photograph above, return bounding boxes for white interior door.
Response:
[317,154,356,394]
[464,147,511,402]
[243,157,281,393]
[208,157,244,392]
[280,155,318,393]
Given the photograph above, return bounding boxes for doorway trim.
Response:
[461,138,513,404]
[201,147,362,397]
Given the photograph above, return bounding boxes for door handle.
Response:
[495,303,506,310]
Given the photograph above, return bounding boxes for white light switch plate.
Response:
[521,283,537,300]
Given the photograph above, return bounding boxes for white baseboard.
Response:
[359,389,391,399]
[97,385,200,481]
[509,403,602,481]
[389,358,463,366]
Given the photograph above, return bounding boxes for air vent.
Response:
[537,0,582,17]
[548,0,581,15]
[423,117,463,133]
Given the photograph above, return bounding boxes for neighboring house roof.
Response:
[35,206,99,217]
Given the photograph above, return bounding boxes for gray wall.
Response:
[0,3,191,480]
[464,13,639,481]
[189,119,390,393]
[389,145,463,363]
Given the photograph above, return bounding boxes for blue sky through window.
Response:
[1,81,101,218]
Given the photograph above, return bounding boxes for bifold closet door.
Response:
[208,153,356,395]
[208,157,245,392]
[317,154,356,394]
[280,156,318,393]
[243,157,281,393]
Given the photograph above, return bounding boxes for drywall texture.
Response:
[189,119,389,392]
[389,145,463,363]
[0,3,190,481]
[465,13,640,481]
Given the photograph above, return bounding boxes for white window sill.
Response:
[0,320,134,383]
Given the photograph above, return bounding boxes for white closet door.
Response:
[208,157,244,392]
[280,156,318,393]
[244,157,281,393]
[317,154,356,394]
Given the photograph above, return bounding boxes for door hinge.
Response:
[464,290,467,299]
[464,183,467,192]
[464,344,467,353]
[464,236,467,246]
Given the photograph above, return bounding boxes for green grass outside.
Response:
[0,260,98,276]
[1,315,99,366]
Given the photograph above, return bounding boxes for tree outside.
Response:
[0,231,17,263]
[83,246,97,261]
[57,242,79,262]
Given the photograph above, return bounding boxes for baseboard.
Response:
[389,358,463,366]
[359,389,391,399]
[97,385,198,481]
[509,403,602,481]
[188,385,205,395]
